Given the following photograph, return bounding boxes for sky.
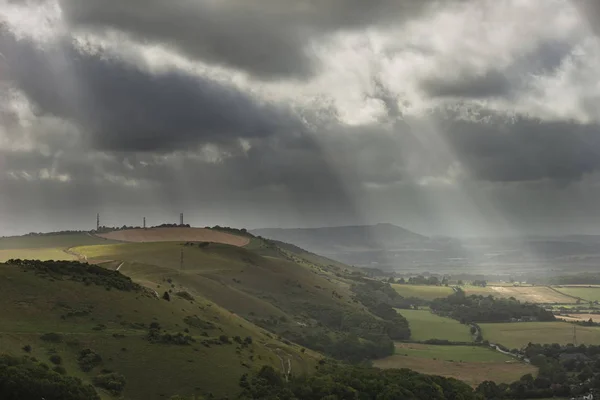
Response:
[2,0,600,237]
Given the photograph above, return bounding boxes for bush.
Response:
[93,372,126,396]
[53,365,67,375]
[49,355,62,365]
[162,291,171,301]
[0,354,99,400]
[22,345,32,353]
[78,349,102,372]
[219,335,230,344]
[40,333,63,343]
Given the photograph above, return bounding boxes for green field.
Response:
[0,248,77,262]
[480,321,600,349]
[554,286,600,302]
[374,343,536,386]
[391,284,454,300]
[398,309,472,342]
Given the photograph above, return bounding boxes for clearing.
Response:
[398,309,472,342]
[97,227,250,246]
[480,321,600,349]
[391,284,454,301]
[374,343,535,386]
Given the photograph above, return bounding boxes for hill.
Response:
[251,223,466,270]
[97,227,250,246]
[0,259,318,399]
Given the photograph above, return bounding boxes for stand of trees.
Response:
[0,354,99,400]
[430,290,555,323]
[478,342,600,399]
[8,260,141,291]
[240,363,478,400]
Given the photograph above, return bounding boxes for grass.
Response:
[398,309,472,342]
[480,321,600,349]
[391,284,454,301]
[0,248,77,262]
[374,343,536,386]
[553,287,600,302]
[0,262,317,400]
[0,233,117,250]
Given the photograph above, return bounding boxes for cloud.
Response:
[421,69,512,99]
[57,0,438,79]
[0,27,303,152]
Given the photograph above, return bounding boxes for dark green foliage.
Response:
[40,332,63,343]
[77,349,102,372]
[162,291,171,301]
[240,364,477,400]
[0,354,99,400]
[49,354,62,365]
[9,259,140,291]
[147,324,194,345]
[53,365,67,375]
[22,345,31,353]
[430,290,555,323]
[219,335,231,344]
[93,372,126,395]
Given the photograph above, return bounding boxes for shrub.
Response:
[53,365,67,375]
[78,349,102,372]
[22,345,32,353]
[219,335,230,344]
[93,372,126,396]
[40,333,63,343]
[162,291,171,301]
[49,355,62,365]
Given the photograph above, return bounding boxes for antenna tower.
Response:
[143,217,146,229]
[180,213,184,226]
[96,213,100,231]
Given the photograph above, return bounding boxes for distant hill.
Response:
[250,224,466,270]
[252,223,428,251]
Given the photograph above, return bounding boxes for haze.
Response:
[2,0,600,237]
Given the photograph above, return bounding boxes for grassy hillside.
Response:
[553,286,600,302]
[0,260,318,400]
[0,233,119,262]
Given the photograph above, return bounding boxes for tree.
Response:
[162,291,170,301]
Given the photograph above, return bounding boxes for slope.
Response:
[0,260,318,400]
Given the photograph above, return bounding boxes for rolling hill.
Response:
[252,223,466,271]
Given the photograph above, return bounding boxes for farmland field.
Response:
[398,309,472,342]
[374,343,536,386]
[553,286,600,302]
[391,284,454,300]
[97,227,250,246]
[463,285,576,304]
[480,321,600,349]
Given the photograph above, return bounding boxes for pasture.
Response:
[553,286,600,302]
[374,343,535,386]
[391,284,454,301]
[398,309,472,342]
[480,321,600,349]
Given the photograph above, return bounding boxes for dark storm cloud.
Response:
[0,28,303,152]
[421,70,512,99]
[440,113,600,182]
[58,0,440,79]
